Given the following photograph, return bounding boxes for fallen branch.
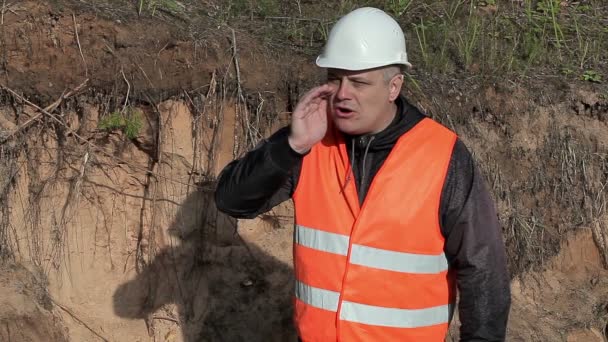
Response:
[72,13,88,76]
[0,0,20,25]
[136,63,154,88]
[120,69,131,113]
[51,297,110,342]
[152,315,180,324]
[0,78,89,142]
[182,89,202,186]
[230,28,246,158]
[1,0,5,26]
[231,29,244,104]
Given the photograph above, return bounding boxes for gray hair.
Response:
[383,65,403,84]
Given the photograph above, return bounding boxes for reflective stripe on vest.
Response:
[295,280,453,328]
[296,224,449,274]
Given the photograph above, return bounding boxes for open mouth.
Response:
[335,106,355,117]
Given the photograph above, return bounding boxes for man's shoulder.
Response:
[407,116,472,166]
[403,116,458,149]
[400,99,457,138]
[420,117,457,136]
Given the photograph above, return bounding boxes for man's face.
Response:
[326,67,402,135]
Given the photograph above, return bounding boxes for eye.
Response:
[352,80,368,87]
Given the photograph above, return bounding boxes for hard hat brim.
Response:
[316,56,412,71]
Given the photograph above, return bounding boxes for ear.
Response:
[388,74,404,102]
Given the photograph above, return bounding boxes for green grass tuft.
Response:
[99,109,143,139]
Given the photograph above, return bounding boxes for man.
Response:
[215,7,510,342]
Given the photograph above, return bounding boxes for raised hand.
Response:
[288,84,334,154]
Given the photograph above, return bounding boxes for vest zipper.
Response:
[334,132,409,341]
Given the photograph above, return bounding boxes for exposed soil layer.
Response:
[0,1,607,341]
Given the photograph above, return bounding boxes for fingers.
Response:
[314,84,335,100]
[293,85,333,119]
[299,84,334,107]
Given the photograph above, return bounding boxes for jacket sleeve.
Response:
[214,126,304,219]
[440,139,511,341]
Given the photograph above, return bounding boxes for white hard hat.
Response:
[316,7,412,71]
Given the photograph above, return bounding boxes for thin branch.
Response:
[1,78,89,142]
[72,13,88,77]
[182,89,202,185]
[0,0,18,25]
[230,28,245,159]
[71,149,89,209]
[230,28,244,103]
[136,63,154,88]
[51,298,110,342]
[152,315,180,324]
[1,0,5,26]
[83,179,182,205]
[120,69,131,113]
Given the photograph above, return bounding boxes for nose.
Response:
[333,78,351,100]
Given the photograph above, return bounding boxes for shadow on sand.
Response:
[113,187,296,342]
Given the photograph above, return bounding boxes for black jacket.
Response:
[215,96,511,341]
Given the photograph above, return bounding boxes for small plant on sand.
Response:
[581,70,602,83]
[99,109,143,139]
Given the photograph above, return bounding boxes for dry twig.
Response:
[0,0,20,25]
[230,28,242,159]
[1,0,5,26]
[137,63,154,88]
[51,297,110,342]
[120,69,131,113]
[72,13,88,76]
[152,315,180,324]
[0,79,89,143]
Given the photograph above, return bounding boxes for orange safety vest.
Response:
[292,118,457,341]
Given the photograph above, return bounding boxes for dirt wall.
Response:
[0,1,607,341]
